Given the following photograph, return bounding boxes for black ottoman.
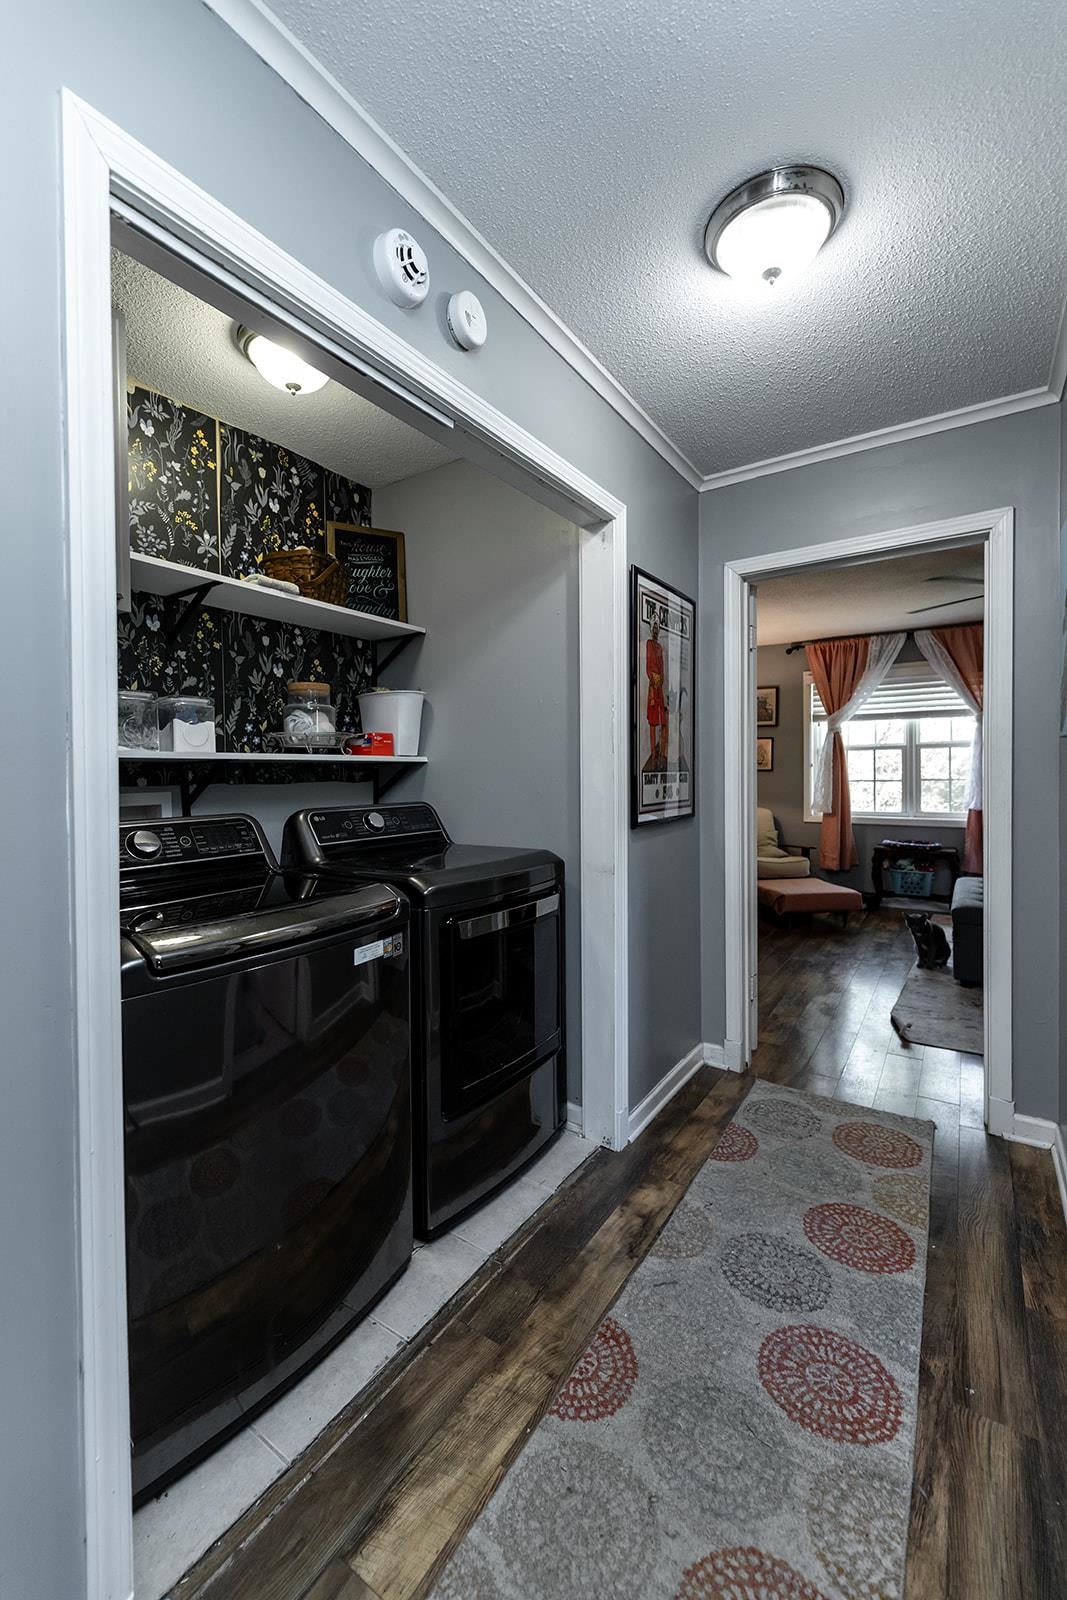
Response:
[951,877,984,986]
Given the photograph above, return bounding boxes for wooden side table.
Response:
[869,842,960,908]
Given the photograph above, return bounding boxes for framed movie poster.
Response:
[631,566,695,825]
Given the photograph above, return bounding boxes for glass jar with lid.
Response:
[158,696,217,753]
[118,691,160,752]
[282,682,336,746]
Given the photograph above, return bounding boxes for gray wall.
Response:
[756,641,964,897]
[6,7,699,1594]
[1059,394,1067,1151]
[700,408,1062,1124]
[374,459,583,1099]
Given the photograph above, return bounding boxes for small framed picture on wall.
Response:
[756,737,774,772]
[756,686,778,726]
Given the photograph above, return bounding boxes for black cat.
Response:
[903,911,951,970]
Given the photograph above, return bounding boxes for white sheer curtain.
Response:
[813,633,906,813]
[914,628,982,810]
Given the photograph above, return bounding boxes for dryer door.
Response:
[439,889,562,1118]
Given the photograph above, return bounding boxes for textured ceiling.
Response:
[756,545,985,646]
[264,0,1067,478]
[111,250,455,488]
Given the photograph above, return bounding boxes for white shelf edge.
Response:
[129,552,425,643]
[118,751,427,765]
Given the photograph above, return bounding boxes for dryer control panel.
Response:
[306,804,445,848]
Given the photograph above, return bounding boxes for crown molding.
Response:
[201,0,705,490]
[698,384,1059,491]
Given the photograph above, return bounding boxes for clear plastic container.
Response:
[282,682,336,746]
[158,696,216,753]
[118,691,160,752]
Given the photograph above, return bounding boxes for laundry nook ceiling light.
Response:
[704,166,845,288]
[236,326,330,395]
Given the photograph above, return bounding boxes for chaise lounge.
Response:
[756,808,864,925]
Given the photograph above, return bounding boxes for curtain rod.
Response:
[783,628,914,657]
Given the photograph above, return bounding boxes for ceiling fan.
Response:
[906,570,984,617]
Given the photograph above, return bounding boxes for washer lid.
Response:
[126,879,405,973]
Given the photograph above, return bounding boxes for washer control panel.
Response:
[120,815,267,869]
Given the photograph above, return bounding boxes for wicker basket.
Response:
[262,547,347,607]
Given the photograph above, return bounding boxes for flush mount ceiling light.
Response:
[704,165,845,288]
[236,325,330,395]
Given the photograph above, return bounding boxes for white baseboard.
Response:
[564,1100,583,1135]
[713,1039,746,1074]
[1055,1128,1067,1227]
[627,1044,705,1143]
[987,1095,1015,1138]
[1010,1113,1056,1146]
[1003,1113,1067,1228]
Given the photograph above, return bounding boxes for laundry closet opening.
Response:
[110,228,586,1585]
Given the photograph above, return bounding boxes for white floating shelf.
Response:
[129,553,425,644]
[119,751,427,767]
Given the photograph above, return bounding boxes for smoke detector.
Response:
[446,290,487,350]
[373,228,430,308]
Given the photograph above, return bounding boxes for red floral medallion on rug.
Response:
[549,1317,638,1422]
[803,1201,917,1274]
[757,1324,903,1445]
[676,1545,831,1598]
[709,1122,758,1162]
[832,1120,923,1169]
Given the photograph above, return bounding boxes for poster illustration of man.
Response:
[632,567,695,825]
[645,615,668,771]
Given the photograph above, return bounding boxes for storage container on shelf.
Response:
[118,691,160,752]
[158,696,216,753]
[357,688,425,756]
[283,682,336,745]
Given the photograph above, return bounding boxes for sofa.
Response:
[951,876,984,986]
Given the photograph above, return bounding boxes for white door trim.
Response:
[722,508,1013,1120]
[61,90,629,1600]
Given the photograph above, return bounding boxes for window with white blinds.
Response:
[804,662,976,823]
[809,661,971,721]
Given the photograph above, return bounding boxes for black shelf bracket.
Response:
[178,765,214,813]
[165,580,222,644]
[373,632,419,682]
[372,765,414,804]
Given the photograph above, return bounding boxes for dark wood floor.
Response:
[173,909,1066,1600]
[752,908,1067,1600]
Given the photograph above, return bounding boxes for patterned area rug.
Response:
[431,1081,933,1600]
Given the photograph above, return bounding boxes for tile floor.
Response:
[133,1129,592,1600]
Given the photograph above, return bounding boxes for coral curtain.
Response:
[807,634,905,871]
[915,623,984,873]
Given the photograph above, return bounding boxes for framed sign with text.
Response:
[326,522,408,621]
[631,566,696,826]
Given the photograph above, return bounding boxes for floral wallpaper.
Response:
[121,386,375,753]
[128,389,217,566]
[127,383,372,576]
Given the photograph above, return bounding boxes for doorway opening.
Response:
[749,543,986,1117]
[723,508,1013,1136]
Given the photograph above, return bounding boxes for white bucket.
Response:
[358,689,425,756]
